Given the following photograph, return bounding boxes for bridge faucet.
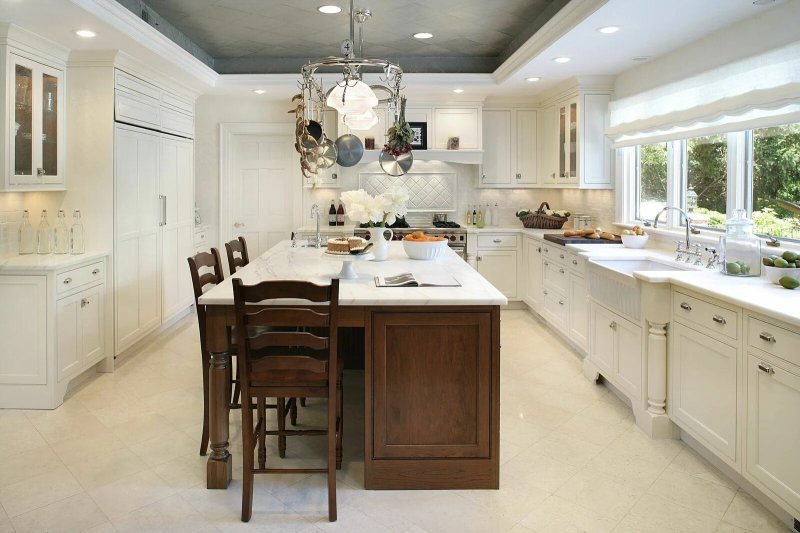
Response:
[310,204,322,248]
[653,206,695,252]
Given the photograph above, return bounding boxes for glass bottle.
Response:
[472,205,477,226]
[476,206,485,228]
[485,203,492,226]
[53,209,69,254]
[36,210,52,254]
[328,200,336,226]
[465,206,472,226]
[493,202,500,226]
[336,202,345,226]
[18,210,34,254]
[717,209,760,277]
[70,210,85,255]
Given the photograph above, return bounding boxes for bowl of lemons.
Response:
[621,226,649,249]
[763,251,800,289]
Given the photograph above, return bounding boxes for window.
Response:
[636,142,668,221]
[686,134,728,229]
[750,123,800,239]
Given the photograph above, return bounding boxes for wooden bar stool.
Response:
[232,278,343,522]
[225,236,250,276]
[187,249,298,456]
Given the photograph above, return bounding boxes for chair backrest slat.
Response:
[236,280,332,304]
[225,236,250,277]
[248,331,329,351]
[251,355,328,373]
[187,248,225,352]
[247,308,330,328]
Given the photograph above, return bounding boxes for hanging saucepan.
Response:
[315,136,338,169]
[335,134,364,167]
[306,120,323,142]
[379,150,413,177]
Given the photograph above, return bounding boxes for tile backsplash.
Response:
[0,194,26,257]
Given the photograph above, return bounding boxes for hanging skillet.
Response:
[335,134,364,167]
[379,150,413,177]
[315,136,338,169]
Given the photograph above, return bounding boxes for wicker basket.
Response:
[519,202,569,229]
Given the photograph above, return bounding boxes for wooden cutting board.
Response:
[543,233,622,245]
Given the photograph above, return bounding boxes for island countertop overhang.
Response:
[199,241,508,307]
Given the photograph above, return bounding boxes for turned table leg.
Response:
[207,350,233,488]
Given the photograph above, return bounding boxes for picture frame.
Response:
[408,122,427,150]
[447,136,460,150]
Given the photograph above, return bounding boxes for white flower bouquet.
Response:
[341,185,409,227]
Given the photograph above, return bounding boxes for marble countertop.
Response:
[199,241,507,307]
[0,251,108,272]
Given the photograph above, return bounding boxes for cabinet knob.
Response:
[543,261,549,266]
[544,247,549,253]
[63,277,72,285]
[758,362,775,375]
[680,302,692,311]
[481,174,486,182]
[572,259,578,265]
[37,168,46,176]
[492,238,502,243]
[516,173,521,180]
[559,268,565,274]
[234,222,245,228]
[477,256,482,261]
[559,253,565,259]
[712,315,726,325]
[609,321,617,330]
[543,289,548,295]
[759,332,776,343]
[558,299,564,306]
[536,247,541,253]
[92,268,100,275]
[81,298,90,308]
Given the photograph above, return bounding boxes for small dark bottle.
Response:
[336,202,345,226]
[472,206,477,226]
[328,200,336,226]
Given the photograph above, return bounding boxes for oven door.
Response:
[450,246,466,260]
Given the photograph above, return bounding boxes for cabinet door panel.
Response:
[538,106,557,183]
[480,110,511,185]
[614,316,642,400]
[434,108,479,149]
[746,354,800,510]
[523,239,542,310]
[590,303,614,375]
[56,296,81,382]
[516,110,537,184]
[139,231,161,332]
[569,274,588,352]
[372,312,491,458]
[80,286,104,365]
[477,250,517,298]
[582,94,612,186]
[0,276,47,385]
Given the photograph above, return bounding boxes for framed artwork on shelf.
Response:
[409,122,427,150]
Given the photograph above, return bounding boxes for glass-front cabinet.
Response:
[4,53,65,190]
[557,97,578,184]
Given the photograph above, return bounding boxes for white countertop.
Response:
[199,241,507,307]
[0,251,108,272]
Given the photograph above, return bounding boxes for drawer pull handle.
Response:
[558,299,564,306]
[758,362,775,375]
[572,259,578,265]
[544,261,549,266]
[680,302,692,311]
[759,332,776,343]
[63,277,72,285]
[712,315,726,325]
[537,247,541,253]
[559,268,565,274]
[81,298,90,308]
[609,321,617,330]
[543,289,548,295]
[492,238,502,243]
[92,269,100,275]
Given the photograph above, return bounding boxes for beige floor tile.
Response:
[0,465,83,517]
[605,426,684,465]
[152,452,207,490]
[502,448,578,493]
[555,468,643,521]
[579,394,635,425]
[112,494,217,533]
[87,469,179,519]
[67,447,149,491]
[668,447,738,490]
[588,447,669,491]
[26,404,108,445]
[455,470,551,523]
[0,504,12,533]
[0,410,47,456]
[614,493,720,533]
[721,490,792,532]
[647,465,736,519]
[0,445,63,488]
[520,495,619,533]
[52,427,128,466]
[528,431,604,468]
[108,412,175,445]
[552,413,631,447]
[128,426,198,467]
[499,413,554,448]
[81,522,118,533]
[10,493,108,533]
[715,523,755,533]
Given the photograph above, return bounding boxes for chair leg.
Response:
[327,388,337,522]
[336,375,343,470]
[241,391,255,522]
[200,350,210,456]
[290,397,298,426]
[300,397,306,407]
[231,357,241,408]
[277,397,287,458]
[257,397,266,469]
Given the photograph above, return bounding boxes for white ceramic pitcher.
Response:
[368,227,393,261]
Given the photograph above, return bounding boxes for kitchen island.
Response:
[198,241,507,490]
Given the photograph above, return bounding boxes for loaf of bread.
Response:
[600,231,617,240]
[563,229,581,237]
[580,229,596,236]
[585,232,600,239]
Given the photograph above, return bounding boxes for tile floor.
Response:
[0,309,792,532]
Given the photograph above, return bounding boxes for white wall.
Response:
[614,0,800,99]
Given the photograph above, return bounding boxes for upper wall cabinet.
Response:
[539,91,613,189]
[0,25,68,191]
[479,108,537,188]
[114,70,194,139]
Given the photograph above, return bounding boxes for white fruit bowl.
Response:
[621,234,649,249]
[764,265,800,285]
[402,239,448,260]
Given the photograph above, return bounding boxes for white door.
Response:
[589,303,615,375]
[160,135,194,320]
[614,315,643,401]
[515,110,537,184]
[569,274,588,352]
[477,250,517,298]
[56,294,81,382]
[227,133,298,259]
[480,110,511,185]
[79,286,105,367]
[115,125,161,353]
[523,238,542,310]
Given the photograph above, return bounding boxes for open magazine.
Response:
[374,272,461,287]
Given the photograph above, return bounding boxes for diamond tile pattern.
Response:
[360,172,456,212]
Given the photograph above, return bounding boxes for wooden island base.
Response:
[204,305,500,491]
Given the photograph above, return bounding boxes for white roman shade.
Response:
[607,41,800,147]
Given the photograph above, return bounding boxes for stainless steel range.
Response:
[354,219,467,260]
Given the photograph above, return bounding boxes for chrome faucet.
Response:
[653,206,702,263]
[310,204,322,248]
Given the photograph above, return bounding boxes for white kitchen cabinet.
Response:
[434,107,480,149]
[0,275,47,385]
[479,108,537,188]
[114,70,194,139]
[538,105,557,184]
[0,26,68,191]
[670,322,740,465]
[556,97,578,184]
[522,236,543,311]
[542,287,568,332]
[745,352,800,514]
[568,273,588,352]
[57,284,105,383]
[477,250,517,299]
[589,301,642,399]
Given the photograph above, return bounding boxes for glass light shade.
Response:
[343,108,379,130]
[326,79,378,115]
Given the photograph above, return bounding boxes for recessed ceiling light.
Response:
[317,5,342,14]
[552,57,571,63]
[253,89,266,94]
[75,29,96,38]
[631,56,651,62]
[597,25,620,34]
[453,88,464,94]
[413,32,433,39]
[525,77,541,82]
